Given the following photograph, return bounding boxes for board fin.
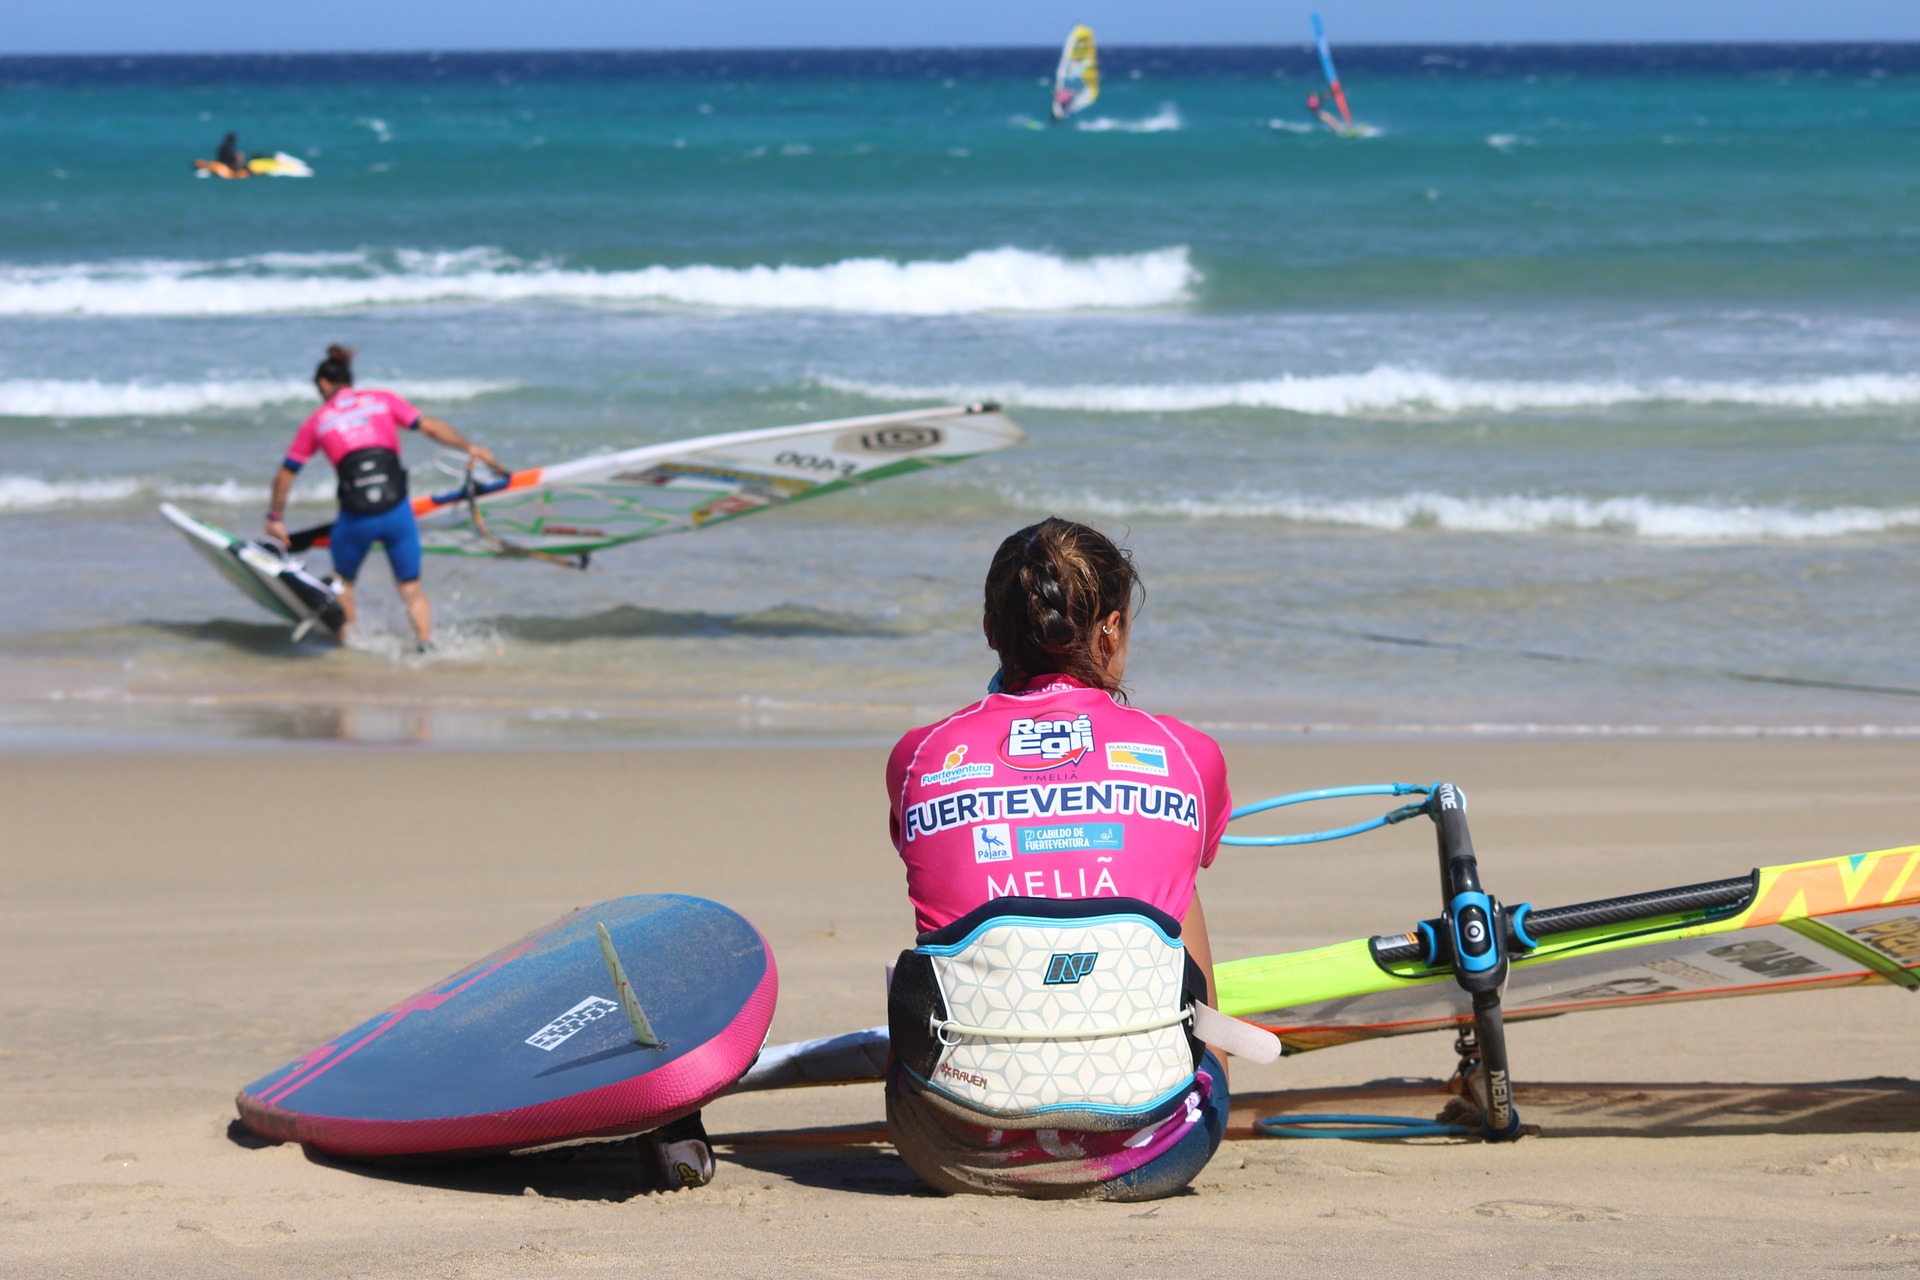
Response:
[596,922,662,1048]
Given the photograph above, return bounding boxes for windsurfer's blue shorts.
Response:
[329,503,422,584]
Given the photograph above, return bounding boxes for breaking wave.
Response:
[1077,104,1183,133]
[820,366,1920,416]
[0,475,327,512]
[1015,489,1920,541]
[0,245,1196,317]
[0,376,514,418]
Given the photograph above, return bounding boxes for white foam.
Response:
[0,376,514,418]
[1487,133,1536,151]
[819,366,1920,416]
[1077,104,1182,133]
[0,476,141,510]
[0,245,1197,317]
[1267,119,1317,134]
[0,474,329,511]
[1014,488,1920,541]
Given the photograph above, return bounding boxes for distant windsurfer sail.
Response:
[1308,13,1361,136]
[1051,25,1099,123]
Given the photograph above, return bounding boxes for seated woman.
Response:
[883,517,1235,1200]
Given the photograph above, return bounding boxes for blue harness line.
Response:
[1222,782,1433,847]
[1222,781,1526,1143]
[1254,1113,1468,1140]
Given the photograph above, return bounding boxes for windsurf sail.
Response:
[1216,788,1920,1057]
[288,404,1025,562]
[1310,13,1354,129]
[1051,25,1099,122]
[248,151,313,178]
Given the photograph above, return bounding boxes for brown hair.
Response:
[984,517,1141,695]
[314,344,355,387]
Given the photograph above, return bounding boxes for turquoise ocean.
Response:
[4,46,1919,745]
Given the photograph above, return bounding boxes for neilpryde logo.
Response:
[999,711,1094,770]
[1043,952,1098,985]
[920,744,994,788]
[836,424,944,453]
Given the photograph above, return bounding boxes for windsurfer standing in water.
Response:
[264,345,499,652]
[1306,92,1345,133]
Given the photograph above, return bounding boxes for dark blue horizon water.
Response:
[7,42,1920,88]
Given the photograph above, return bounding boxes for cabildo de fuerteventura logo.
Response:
[920,744,995,787]
[999,711,1094,770]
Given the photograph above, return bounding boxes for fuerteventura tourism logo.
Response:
[1104,742,1169,776]
[920,744,994,787]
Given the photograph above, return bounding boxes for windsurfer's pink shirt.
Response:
[284,388,421,471]
[887,674,1231,936]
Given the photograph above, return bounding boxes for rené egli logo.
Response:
[999,711,1094,770]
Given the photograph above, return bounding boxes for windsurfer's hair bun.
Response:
[983,517,1141,697]
[314,344,356,387]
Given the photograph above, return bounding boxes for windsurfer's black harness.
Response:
[336,446,408,516]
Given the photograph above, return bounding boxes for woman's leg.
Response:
[327,511,376,643]
[379,505,430,646]
[396,580,431,646]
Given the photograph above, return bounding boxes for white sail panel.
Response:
[1052,26,1099,121]
[415,404,1025,559]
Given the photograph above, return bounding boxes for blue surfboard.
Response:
[237,894,777,1160]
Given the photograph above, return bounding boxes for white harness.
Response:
[891,905,1277,1126]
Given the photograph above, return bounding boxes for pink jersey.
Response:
[886,674,1231,935]
[284,388,421,471]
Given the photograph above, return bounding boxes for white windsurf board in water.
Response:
[160,502,345,640]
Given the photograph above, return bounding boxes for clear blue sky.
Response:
[8,0,1920,55]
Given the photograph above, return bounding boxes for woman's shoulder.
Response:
[885,697,994,791]
[1112,703,1227,773]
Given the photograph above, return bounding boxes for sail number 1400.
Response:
[775,451,856,479]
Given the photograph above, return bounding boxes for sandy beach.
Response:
[4,737,1916,1278]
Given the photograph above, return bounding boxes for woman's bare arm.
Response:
[417,415,500,472]
[1181,891,1216,1006]
[1181,891,1226,1082]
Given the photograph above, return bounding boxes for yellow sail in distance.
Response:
[1052,25,1099,121]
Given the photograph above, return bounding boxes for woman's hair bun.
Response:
[325,344,355,369]
[982,517,1141,697]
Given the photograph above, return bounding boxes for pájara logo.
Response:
[972,823,1013,863]
[1044,952,1098,985]
[920,743,995,788]
[1000,711,1094,770]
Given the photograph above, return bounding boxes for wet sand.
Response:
[4,739,1917,1278]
